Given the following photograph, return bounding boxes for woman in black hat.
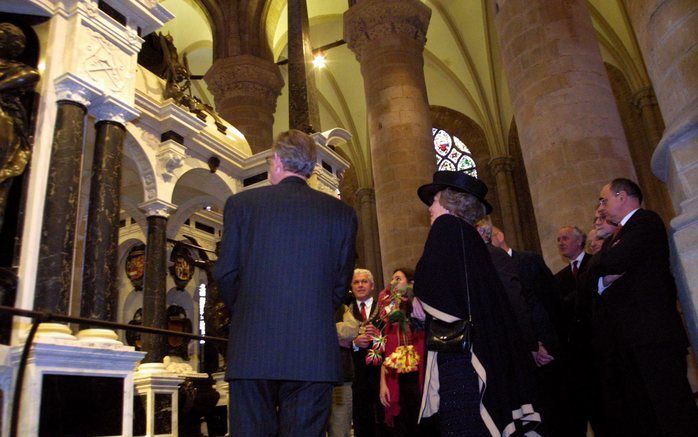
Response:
[414,171,540,436]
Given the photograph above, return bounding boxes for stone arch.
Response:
[124,125,158,202]
[508,120,542,253]
[167,194,223,239]
[604,63,674,224]
[169,168,230,238]
[117,238,146,325]
[429,105,501,225]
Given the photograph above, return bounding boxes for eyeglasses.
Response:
[598,192,620,206]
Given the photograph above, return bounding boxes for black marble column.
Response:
[80,120,126,321]
[35,101,87,313]
[288,0,321,131]
[141,215,168,363]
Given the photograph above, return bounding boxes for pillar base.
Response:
[9,336,144,437]
[30,322,76,341]
[133,365,182,437]
[76,328,123,345]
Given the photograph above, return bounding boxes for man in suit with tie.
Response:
[349,268,385,436]
[592,178,698,436]
[213,129,358,436]
[554,225,605,436]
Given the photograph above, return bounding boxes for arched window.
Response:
[432,128,477,177]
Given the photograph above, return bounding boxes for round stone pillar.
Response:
[622,0,698,351]
[356,188,383,288]
[344,0,435,276]
[494,0,636,267]
[81,119,127,322]
[489,156,523,250]
[632,86,665,150]
[34,99,87,314]
[204,55,284,153]
[139,200,176,363]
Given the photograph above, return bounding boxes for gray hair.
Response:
[438,188,487,225]
[353,268,374,283]
[272,129,317,177]
[561,225,587,248]
[475,215,493,243]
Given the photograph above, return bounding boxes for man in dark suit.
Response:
[590,178,698,436]
[213,129,358,436]
[348,268,385,437]
[554,225,606,436]
[490,226,564,435]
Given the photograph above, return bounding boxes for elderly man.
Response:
[591,178,698,436]
[348,268,385,437]
[554,225,606,436]
[485,223,562,435]
[213,129,357,436]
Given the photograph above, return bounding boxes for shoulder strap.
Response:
[459,225,472,323]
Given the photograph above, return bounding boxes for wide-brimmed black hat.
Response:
[418,171,493,214]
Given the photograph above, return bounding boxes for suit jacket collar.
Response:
[279,176,308,185]
[351,296,379,321]
[615,208,645,241]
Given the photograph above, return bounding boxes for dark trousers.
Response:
[228,379,332,437]
[598,344,698,437]
[352,385,385,437]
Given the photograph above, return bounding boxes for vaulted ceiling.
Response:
[158,0,650,189]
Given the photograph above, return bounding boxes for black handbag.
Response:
[426,225,473,353]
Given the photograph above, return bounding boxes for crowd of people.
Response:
[213,129,698,437]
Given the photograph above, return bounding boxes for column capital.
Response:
[632,86,658,110]
[343,0,431,61]
[91,96,140,124]
[139,199,177,218]
[54,73,101,107]
[488,155,515,175]
[204,55,284,112]
[356,187,376,204]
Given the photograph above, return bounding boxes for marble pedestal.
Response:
[9,331,145,437]
[133,363,182,437]
[211,371,229,436]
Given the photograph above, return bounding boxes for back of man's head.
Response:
[273,129,317,178]
[609,177,643,206]
[475,216,493,244]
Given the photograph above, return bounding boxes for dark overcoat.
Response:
[213,176,357,382]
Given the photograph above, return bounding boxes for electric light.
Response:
[313,53,326,69]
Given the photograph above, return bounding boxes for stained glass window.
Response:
[432,128,477,177]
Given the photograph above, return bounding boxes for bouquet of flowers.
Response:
[364,281,420,372]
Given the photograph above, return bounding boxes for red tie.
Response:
[360,302,367,321]
[572,260,579,277]
[611,224,622,242]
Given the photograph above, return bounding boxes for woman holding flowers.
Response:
[414,171,540,437]
[373,268,427,436]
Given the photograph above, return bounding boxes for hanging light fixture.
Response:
[312,52,326,69]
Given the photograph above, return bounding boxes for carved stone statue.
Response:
[0,23,39,229]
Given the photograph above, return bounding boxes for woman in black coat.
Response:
[414,171,540,436]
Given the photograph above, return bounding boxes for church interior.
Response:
[0,0,696,436]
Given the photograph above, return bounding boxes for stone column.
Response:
[140,200,175,363]
[80,119,127,322]
[494,0,636,267]
[204,55,284,153]
[344,0,435,276]
[630,86,674,223]
[622,0,698,351]
[356,188,383,288]
[287,0,321,132]
[34,99,88,314]
[489,156,523,250]
[633,86,665,150]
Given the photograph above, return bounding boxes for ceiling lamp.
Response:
[312,52,326,69]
